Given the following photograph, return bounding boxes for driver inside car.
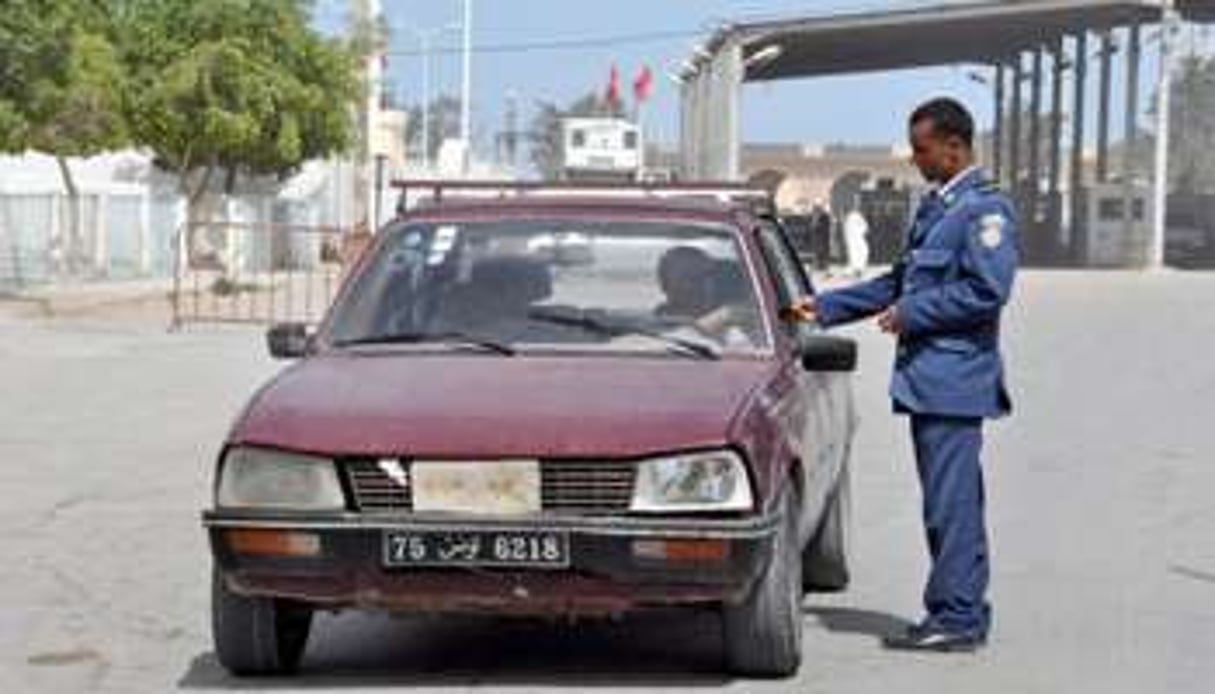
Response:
[653,246,761,348]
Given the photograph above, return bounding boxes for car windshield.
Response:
[325,218,771,356]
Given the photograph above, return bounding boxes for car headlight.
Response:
[216,447,345,510]
[630,450,753,513]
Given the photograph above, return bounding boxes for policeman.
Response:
[797,98,1018,652]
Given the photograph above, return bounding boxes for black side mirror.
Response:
[797,333,858,372]
[266,323,312,360]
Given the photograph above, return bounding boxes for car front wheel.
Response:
[212,566,313,676]
[721,485,803,677]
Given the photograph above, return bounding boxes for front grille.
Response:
[345,459,412,512]
[342,459,636,515]
[540,461,635,515]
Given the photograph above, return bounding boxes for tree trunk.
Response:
[54,155,82,276]
[179,163,217,270]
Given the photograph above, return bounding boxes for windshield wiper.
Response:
[333,331,516,356]
[528,307,720,361]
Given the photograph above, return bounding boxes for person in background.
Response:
[809,199,834,272]
[843,205,872,278]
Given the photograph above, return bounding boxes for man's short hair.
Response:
[910,97,975,148]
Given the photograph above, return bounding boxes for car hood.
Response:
[232,352,775,459]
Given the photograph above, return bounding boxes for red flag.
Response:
[605,63,621,107]
[633,65,654,103]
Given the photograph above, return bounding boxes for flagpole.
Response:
[637,100,646,179]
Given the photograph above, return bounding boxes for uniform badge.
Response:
[979,214,1005,249]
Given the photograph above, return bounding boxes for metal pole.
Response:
[363,0,382,227]
[1029,48,1044,208]
[1023,47,1043,261]
[994,64,1006,183]
[460,0,473,172]
[1071,32,1089,264]
[420,32,432,171]
[1123,22,1142,255]
[1010,54,1024,204]
[1097,32,1114,182]
[1151,2,1178,269]
[1049,37,1065,253]
[722,41,743,181]
[374,155,386,228]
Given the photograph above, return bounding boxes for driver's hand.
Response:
[785,297,817,323]
[693,306,734,335]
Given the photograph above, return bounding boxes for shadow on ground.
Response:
[179,609,731,689]
[805,605,911,641]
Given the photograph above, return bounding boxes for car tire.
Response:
[722,486,803,678]
[802,462,852,593]
[212,566,313,676]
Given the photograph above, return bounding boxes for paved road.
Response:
[2,270,1214,693]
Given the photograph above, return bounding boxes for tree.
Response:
[0,0,128,273]
[1168,55,1215,193]
[527,92,625,180]
[116,0,359,227]
[405,96,462,163]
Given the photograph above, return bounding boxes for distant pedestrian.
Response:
[842,207,871,278]
[808,199,833,272]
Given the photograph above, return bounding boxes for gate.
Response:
[170,220,367,329]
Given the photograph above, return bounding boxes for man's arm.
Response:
[814,268,903,328]
[896,205,1019,337]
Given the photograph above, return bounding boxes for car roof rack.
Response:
[391,179,776,217]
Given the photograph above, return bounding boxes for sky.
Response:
[314,1,1210,155]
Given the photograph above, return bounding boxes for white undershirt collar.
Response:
[937,164,981,200]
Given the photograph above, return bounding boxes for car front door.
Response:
[755,220,844,540]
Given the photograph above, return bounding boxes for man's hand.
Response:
[877,305,902,335]
[785,296,818,324]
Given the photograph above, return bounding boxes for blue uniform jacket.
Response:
[816,169,1018,419]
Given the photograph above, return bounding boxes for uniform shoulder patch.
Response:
[978,213,1006,249]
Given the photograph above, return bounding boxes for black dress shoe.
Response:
[882,625,987,653]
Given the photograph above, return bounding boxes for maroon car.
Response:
[204,187,858,678]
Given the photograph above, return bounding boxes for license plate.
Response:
[383,530,570,568]
[411,461,540,515]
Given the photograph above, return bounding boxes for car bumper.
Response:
[203,510,778,617]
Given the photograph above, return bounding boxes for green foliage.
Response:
[117,0,359,194]
[0,0,127,157]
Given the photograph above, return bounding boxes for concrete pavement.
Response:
[1,270,1213,693]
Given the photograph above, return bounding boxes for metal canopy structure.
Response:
[734,1,1162,80]
[680,0,1215,268]
[1179,0,1215,21]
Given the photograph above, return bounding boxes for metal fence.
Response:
[0,188,173,291]
[170,220,360,329]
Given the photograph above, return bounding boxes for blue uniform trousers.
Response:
[911,414,991,636]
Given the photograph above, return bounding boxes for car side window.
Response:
[765,220,815,295]
[756,223,812,339]
[757,223,813,334]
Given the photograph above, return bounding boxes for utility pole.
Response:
[419,30,432,171]
[350,0,384,228]
[1151,0,1179,269]
[368,0,383,228]
[410,23,459,173]
[460,0,473,173]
